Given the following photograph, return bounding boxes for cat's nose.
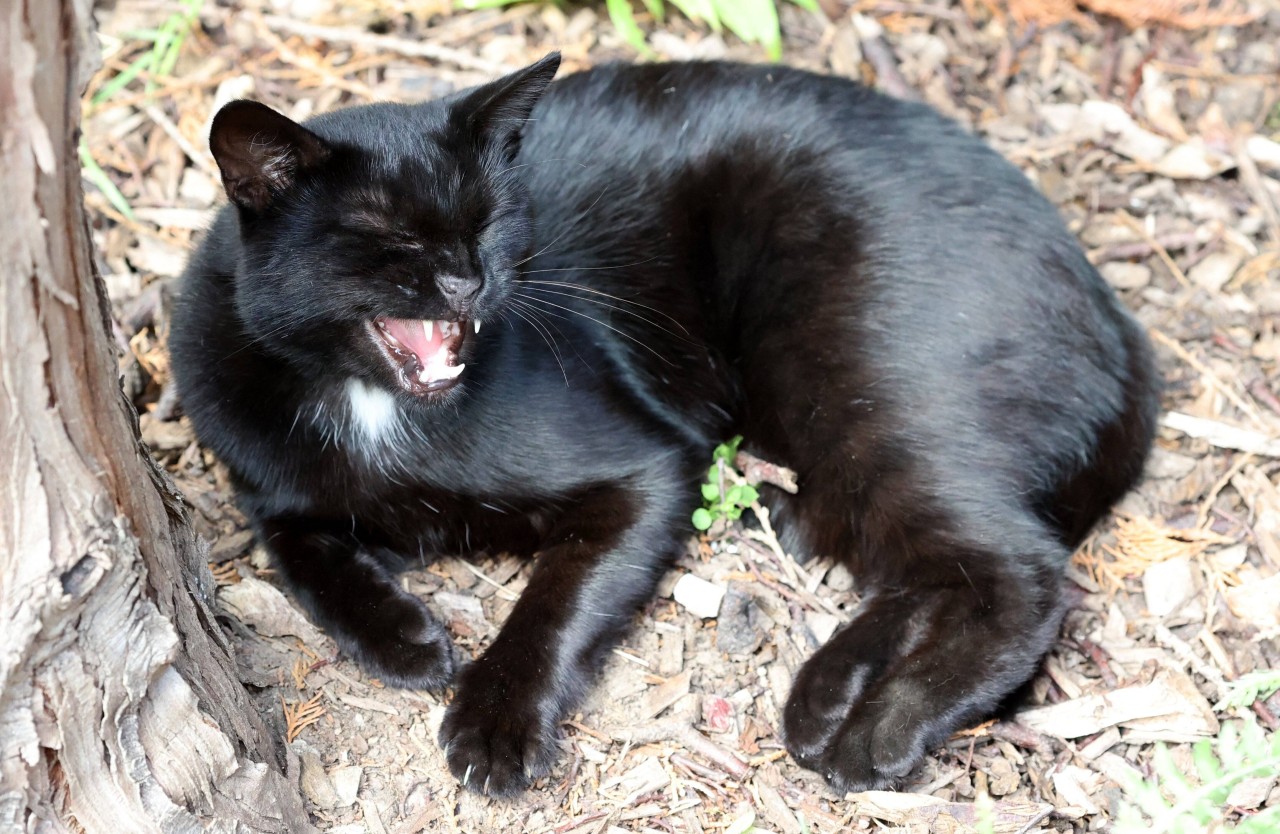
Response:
[436,273,482,308]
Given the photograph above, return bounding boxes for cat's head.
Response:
[207,53,560,399]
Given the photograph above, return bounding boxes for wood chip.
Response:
[848,791,1053,833]
[642,671,692,720]
[218,574,327,645]
[336,693,400,717]
[1018,668,1217,741]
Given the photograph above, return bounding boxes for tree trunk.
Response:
[0,1,313,830]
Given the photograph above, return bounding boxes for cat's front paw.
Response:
[438,661,560,797]
[330,591,456,690]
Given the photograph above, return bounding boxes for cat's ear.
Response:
[209,100,331,212]
[455,52,561,158]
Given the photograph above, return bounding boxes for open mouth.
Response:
[367,317,480,395]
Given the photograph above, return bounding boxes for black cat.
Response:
[170,53,1158,796]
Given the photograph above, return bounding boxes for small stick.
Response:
[736,450,799,494]
[1236,135,1280,243]
[859,34,919,101]
[260,15,514,76]
[1116,211,1191,288]
[1151,330,1273,431]
[679,728,751,780]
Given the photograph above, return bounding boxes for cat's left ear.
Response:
[454,52,561,158]
[209,100,332,212]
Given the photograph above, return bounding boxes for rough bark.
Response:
[0,1,313,830]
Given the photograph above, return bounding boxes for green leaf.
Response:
[92,50,154,104]
[708,464,720,483]
[701,482,721,501]
[724,809,755,834]
[605,0,653,55]
[715,0,782,59]
[788,0,820,10]
[1190,739,1222,785]
[738,484,759,504]
[692,508,713,530]
[640,0,665,22]
[456,0,527,8]
[79,139,135,220]
[669,0,721,31]
[712,434,742,462]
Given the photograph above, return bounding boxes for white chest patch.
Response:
[345,378,398,445]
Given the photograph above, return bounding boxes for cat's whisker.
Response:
[518,257,658,276]
[492,156,587,178]
[517,284,695,345]
[517,277,690,334]
[508,301,570,386]
[513,184,612,268]
[514,293,678,368]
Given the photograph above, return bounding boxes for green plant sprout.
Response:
[455,0,820,59]
[1214,669,1280,712]
[692,435,758,531]
[1113,716,1280,834]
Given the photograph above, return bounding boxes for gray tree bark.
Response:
[0,0,313,830]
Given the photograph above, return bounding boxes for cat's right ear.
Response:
[454,52,561,159]
[209,100,331,212]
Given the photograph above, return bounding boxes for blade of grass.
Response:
[640,0,665,22]
[605,0,654,55]
[79,138,135,220]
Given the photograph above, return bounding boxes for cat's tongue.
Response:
[373,317,466,387]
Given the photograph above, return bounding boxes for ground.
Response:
[82,0,1280,831]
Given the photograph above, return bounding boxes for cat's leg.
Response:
[439,472,688,796]
[257,517,455,690]
[783,530,1066,792]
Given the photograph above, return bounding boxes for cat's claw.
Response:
[438,660,559,797]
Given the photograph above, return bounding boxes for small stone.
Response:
[716,584,766,656]
[329,765,363,808]
[702,694,734,733]
[209,529,255,563]
[1142,555,1197,617]
[988,756,1020,796]
[805,611,842,646]
[299,750,340,810]
[432,591,488,637]
[1188,251,1244,292]
[672,573,725,619]
[1100,262,1152,290]
[825,562,856,592]
[1225,777,1274,810]
[1145,448,1198,479]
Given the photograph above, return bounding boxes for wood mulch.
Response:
[85,1,1279,831]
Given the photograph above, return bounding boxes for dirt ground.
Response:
[83,0,1280,831]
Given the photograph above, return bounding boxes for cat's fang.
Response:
[474,320,481,334]
[422,319,434,341]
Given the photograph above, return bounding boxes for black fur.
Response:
[171,55,1158,797]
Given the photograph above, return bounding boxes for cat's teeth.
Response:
[422,319,434,341]
[473,320,481,334]
[438,363,465,380]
